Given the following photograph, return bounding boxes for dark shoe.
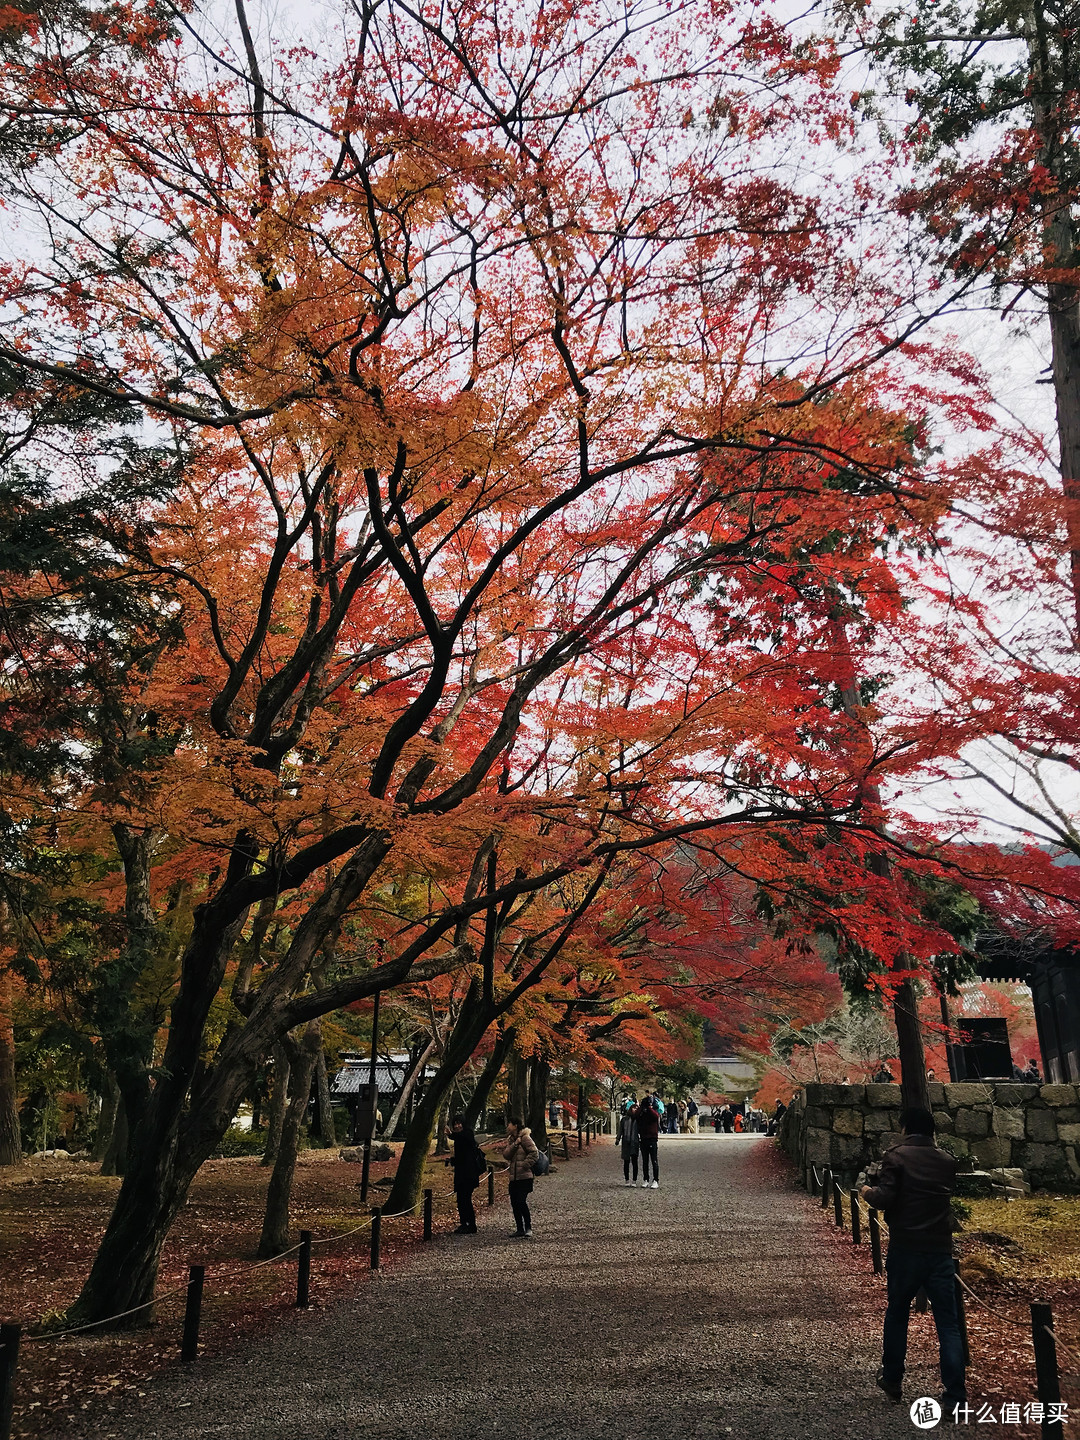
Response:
[875,1369,902,1404]
[465,1225,478,1233]
[452,1225,470,1234]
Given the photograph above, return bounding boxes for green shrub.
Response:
[213,1126,266,1158]
[951,1196,972,1228]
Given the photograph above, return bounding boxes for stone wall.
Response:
[778,1081,1080,1191]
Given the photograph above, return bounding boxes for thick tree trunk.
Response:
[527,1056,551,1148]
[258,1023,321,1257]
[313,1039,337,1147]
[893,978,930,1113]
[385,983,493,1214]
[0,958,22,1165]
[262,1042,290,1167]
[434,1098,450,1155]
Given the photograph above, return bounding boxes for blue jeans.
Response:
[882,1245,967,1401]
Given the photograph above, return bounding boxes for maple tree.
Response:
[0,0,1020,1329]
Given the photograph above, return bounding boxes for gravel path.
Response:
[83,1135,943,1440]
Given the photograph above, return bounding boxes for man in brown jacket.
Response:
[861,1107,967,1412]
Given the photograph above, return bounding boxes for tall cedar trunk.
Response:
[100,1094,128,1177]
[507,1050,529,1123]
[313,1040,336,1147]
[830,614,929,1110]
[463,1028,514,1131]
[0,954,21,1165]
[92,1077,119,1164]
[262,1042,290,1166]
[527,1057,550,1147]
[1029,9,1080,633]
[258,1023,321,1256]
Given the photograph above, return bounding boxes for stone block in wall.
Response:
[832,1108,863,1137]
[831,1133,864,1165]
[955,1108,990,1138]
[991,1107,1025,1140]
[1018,1142,1071,1180]
[970,1137,1012,1169]
[994,1083,1039,1103]
[1040,1085,1079,1107]
[932,1110,955,1135]
[945,1083,993,1108]
[937,1136,970,1163]
[804,1084,844,1106]
[866,1084,902,1107]
[1026,1109,1059,1142]
[864,1110,898,1133]
[1057,1106,1080,1124]
[805,1106,831,1128]
[927,1082,946,1106]
[835,1085,865,1106]
[806,1127,832,1163]
[1057,1123,1080,1145]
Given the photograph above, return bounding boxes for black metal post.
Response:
[954,1260,970,1367]
[1031,1303,1064,1440]
[833,1184,844,1228]
[487,1167,495,1206]
[296,1230,312,1308]
[181,1264,205,1363]
[850,1191,861,1245]
[869,1210,883,1275]
[0,1323,20,1440]
[360,989,381,1205]
[423,1188,433,1241]
[821,1166,832,1207]
[370,1209,382,1271]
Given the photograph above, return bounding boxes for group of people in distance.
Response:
[616,1094,663,1186]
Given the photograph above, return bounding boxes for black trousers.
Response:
[639,1138,659,1181]
[455,1186,477,1230]
[508,1178,533,1233]
[622,1151,638,1181]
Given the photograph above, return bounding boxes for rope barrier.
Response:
[837,1181,1080,1374]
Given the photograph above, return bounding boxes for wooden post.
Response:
[0,1323,20,1440]
[296,1230,312,1308]
[954,1260,970,1367]
[181,1264,205,1363]
[585,1122,591,1147]
[578,1125,583,1150]
[370,1209,382,1271]
[487,1166,495,1206]
[562,1133,569,1161]
[821,1166,832,1207]
[833,1183,843,1228]
[850,1191,861,1245]
[423,1188,433,1241]
[808,1165,817,1195]
[869,1209,883,1275]
[1031,1302,1064,1440]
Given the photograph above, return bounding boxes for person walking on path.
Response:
[503,1117,540,1238]
[631,1095,660,1187]
[616,1102,640,1185]
[686,1098,699,1134]
[861,1106,967,1413]
[447,1114,487,1234]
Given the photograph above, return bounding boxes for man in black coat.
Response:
[861,1106,967,1411]
[448,1114,486,1234]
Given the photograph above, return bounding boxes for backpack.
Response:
[531,1146,552,1176]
